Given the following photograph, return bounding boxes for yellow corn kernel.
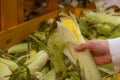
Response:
[30,49,37,58]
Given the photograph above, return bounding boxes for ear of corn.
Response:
[27,50,49,75]
[95,23,112,37]
[8,43,28,54]
[24,50,45,65]
[85,11,120,25]
[0,57,18,72]
[61,17,80,42]
[10,50,49,79]
[0,62,12,80]
[57,12,102,80]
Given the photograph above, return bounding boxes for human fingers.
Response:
[93,55,112,65]
[74,42,90,51]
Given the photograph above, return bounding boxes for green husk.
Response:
[0,57,18,72]
[42,69,55,80]
[47,29,67,80]
[24,50,46,65]
[27,50,49,75]
[8,43,28,54]
[85,11,120,25]
[0,62,12,80]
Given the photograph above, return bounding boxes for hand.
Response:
[74,40,112,65]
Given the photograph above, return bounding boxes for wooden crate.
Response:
[0,0,61,49]
[0,10,59,49]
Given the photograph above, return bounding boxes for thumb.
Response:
[74,42,89,51]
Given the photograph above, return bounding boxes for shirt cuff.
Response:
[108,38,120,73]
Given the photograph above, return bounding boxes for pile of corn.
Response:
[0,10,120,80]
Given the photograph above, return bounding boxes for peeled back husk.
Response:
[57,12,102,80]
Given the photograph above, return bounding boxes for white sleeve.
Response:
[108,37,120,73]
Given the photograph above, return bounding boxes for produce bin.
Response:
[0,1,119,80]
